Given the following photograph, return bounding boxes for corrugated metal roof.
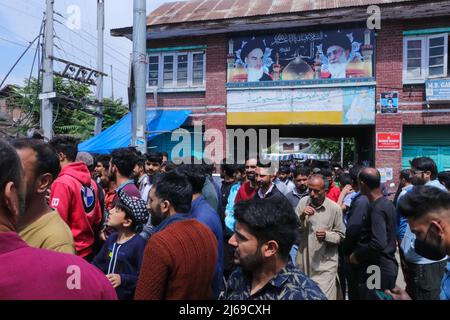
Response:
[147,0,417,26]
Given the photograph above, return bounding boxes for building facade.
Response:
[112,0,450,190]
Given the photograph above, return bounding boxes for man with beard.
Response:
[49,135,103,261]
[295,174,345,300]
[286,167,311,210]
[12,139,74,254]
[397,157,448,300]
[253,162,288,202]
[240,38,273,82]
[224,199,326,300]
[349,168,398,300]
[388,186,450,300]
[235,158,258,203]
[322,32,353,79]
[95,155,116,211]
[0,139,117,300]
[135,172,218,299]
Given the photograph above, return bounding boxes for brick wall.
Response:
[376,17,450,190]
[146,35,227,159]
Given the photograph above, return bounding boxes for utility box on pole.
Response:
[131,0,147,154]
[41,0,54,140]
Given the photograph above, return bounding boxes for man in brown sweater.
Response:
[135,172,218,300]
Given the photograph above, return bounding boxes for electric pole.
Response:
[41,0,54,140]
[94,0,104,135]
[132,0,147,154]
[110,64,114,101]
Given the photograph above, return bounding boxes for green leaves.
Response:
[310,138,356,166]
[15,76,128,140]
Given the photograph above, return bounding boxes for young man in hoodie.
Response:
[49,135,103,261]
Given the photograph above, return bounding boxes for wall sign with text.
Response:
[376,132,402,150]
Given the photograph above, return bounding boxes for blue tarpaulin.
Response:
[78,110,191,154]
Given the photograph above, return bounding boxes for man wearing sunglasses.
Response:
[396,157,448,300]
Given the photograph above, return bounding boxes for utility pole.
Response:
[132,0,147,154]
[341,137,344,167]
[110,64,114,101]
[41,0,54,140]
[94,0,104,135]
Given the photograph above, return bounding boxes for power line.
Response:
[0,36,39,50]
[56,20,130,69]
[0,0,43,21]
[0,33,41,88]
[56,37,130,78]
[0,24,37,45]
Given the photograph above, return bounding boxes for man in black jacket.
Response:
[342,165,370,300]
[349,167,398,300]
[253,162,288,203]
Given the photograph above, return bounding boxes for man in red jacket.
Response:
[49,136,103,261]
[234,158,258,203]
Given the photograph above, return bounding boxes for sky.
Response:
[0,0,180,104]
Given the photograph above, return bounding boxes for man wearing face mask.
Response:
[396,157,448,300]
[295,174,346,300]
[389,186,450,300]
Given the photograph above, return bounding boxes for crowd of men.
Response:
[0,135,449,300]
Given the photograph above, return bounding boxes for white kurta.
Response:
[295,196,346,300]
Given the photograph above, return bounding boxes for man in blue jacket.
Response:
[397,157,448,300]
[176,164,224,299]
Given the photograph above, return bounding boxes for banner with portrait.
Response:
[227,27,374,83]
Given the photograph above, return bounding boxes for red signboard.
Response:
[377,132,402,150]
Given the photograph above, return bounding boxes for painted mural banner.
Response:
[227,27,374,83]
[226,86,375,125]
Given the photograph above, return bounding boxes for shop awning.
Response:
[262,152,331,161]
[79,110,191,154]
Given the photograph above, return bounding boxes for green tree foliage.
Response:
[15,77,128,140]
[310,137,356,166]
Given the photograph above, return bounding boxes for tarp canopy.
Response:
[79,110,191,154]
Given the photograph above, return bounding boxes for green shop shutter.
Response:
[403,126,450,172]
[403,126,450,146]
